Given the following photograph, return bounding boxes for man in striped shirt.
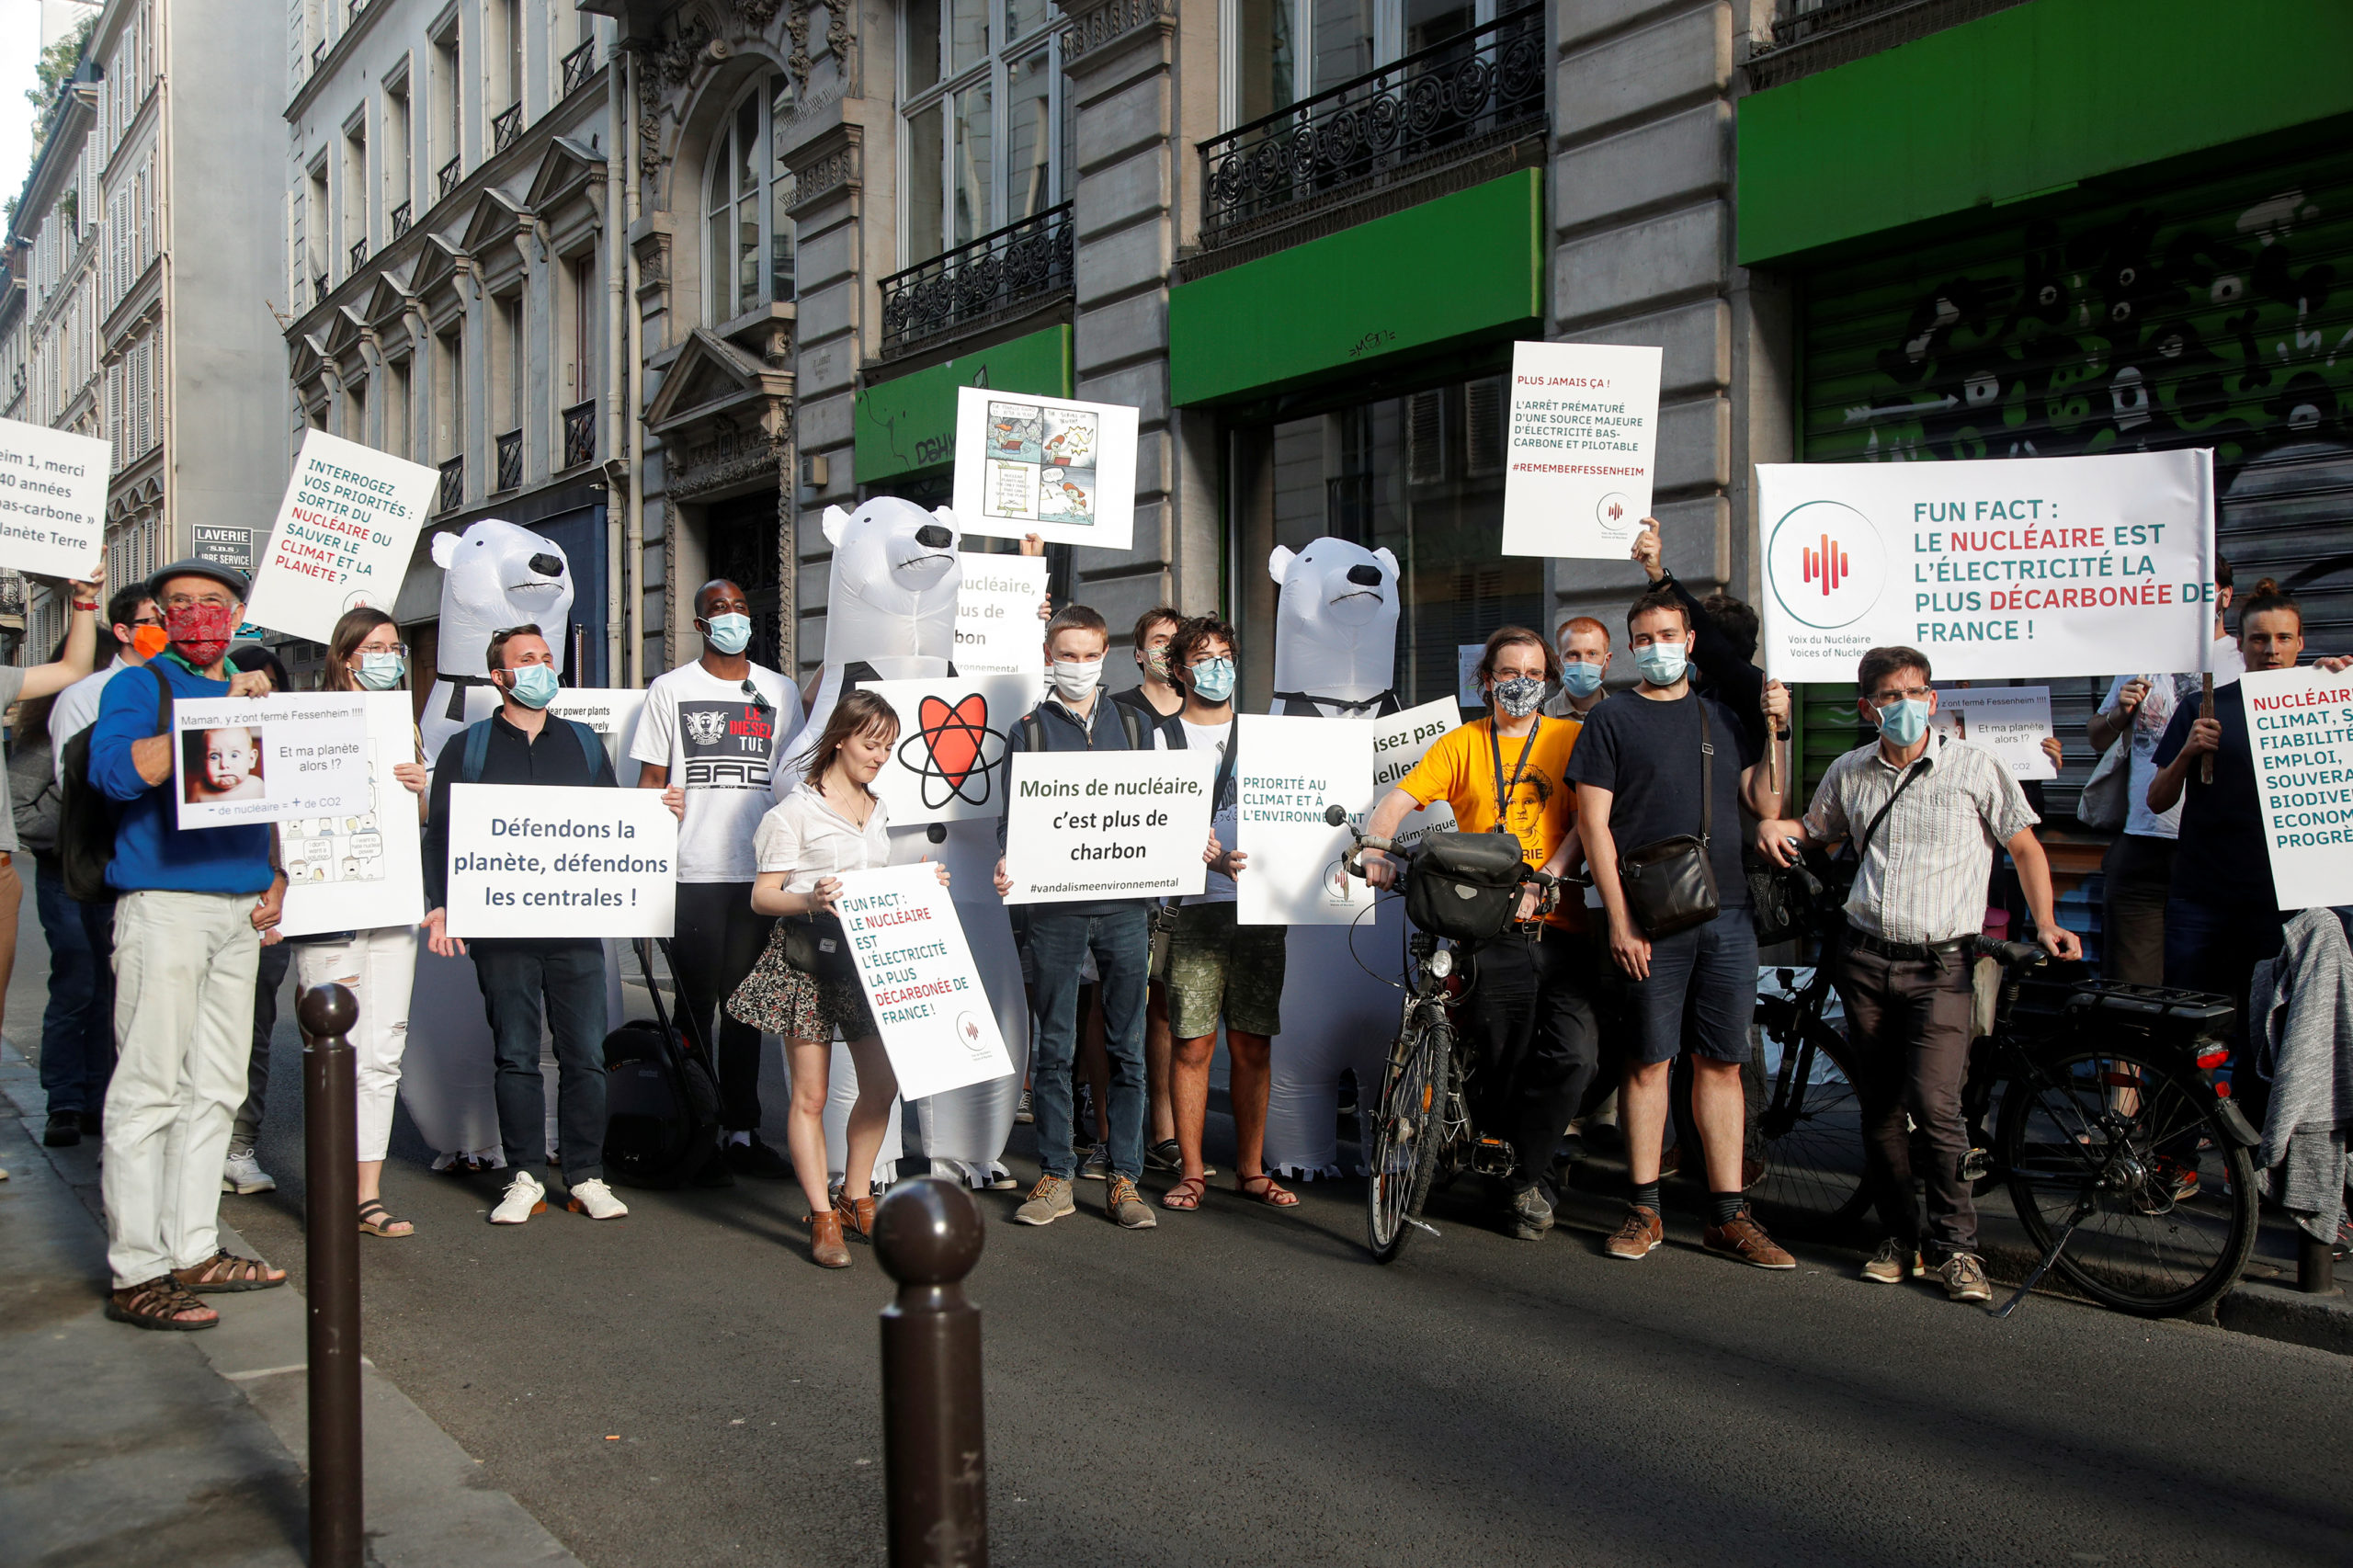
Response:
[1756,645,2079,1304]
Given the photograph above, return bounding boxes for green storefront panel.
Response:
[1168,169,1544,407]
[852,324,1073,484]
[1738,0,2353,266]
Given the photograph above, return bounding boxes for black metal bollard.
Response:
[874,1176,987,1568]
[2297,1228,2336,1294]
[298,983,364,1568]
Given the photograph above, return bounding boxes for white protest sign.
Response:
[854,673,1033,825]
[172,694,369,830]
[1758,450,2213,684]
[1929,686,2057,780]
[2239,667,2353,911]
[443,784,677,937]
[953,552,1049,676]
[0,416,107,579]
[835,862,1015,1100]
[1002,748,1216,903]
[1500,340,1663,560]
[951,385,1140,551]
[279,691,426,937]
[244,429,438,642]
[547,687,651,787]
[1235,714,1374,927]
[1372,697,1462,850]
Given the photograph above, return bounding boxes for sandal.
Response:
[172,1249,288,1293]
[1161,1175,1207,1211]
[107,1276,219,1331]
[1236,1174,1300,1209]
[357,1200,415,1239]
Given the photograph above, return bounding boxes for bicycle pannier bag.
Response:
[1404,830,1529,943]
[1620,699,1720,939]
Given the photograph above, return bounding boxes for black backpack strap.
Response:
[1018,712,1045,751]
[1116,701,1147,750]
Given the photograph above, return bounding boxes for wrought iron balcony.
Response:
[494,427,523,492]
[879,202,1073,357]
[1749,0,2023,86]
[561,40,597,98]
[313,271,330,305]
[562,399,597,470]
[348,236,368,272]
[391,199,412,237]
[491,104,523,156]
[438,154,462,199]
[1198,6,1544,249]
[437,454,463,514]
[0,574,25,614]
[348,0,369,19]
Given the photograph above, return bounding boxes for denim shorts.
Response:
[1623,906,1757,1067]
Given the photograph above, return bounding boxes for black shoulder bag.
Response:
[1619,699,1721,939]
[1403,719,1541,944]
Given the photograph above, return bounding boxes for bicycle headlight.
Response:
[1427,949,1454,980]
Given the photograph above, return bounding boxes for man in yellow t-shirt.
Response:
[1360,626,1600,1242]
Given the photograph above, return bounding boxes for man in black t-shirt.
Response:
[1566,588,1792,1271]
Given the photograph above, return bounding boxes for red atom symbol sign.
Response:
[898,693,1008,809]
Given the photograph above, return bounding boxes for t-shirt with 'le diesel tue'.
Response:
[631,661,802,882]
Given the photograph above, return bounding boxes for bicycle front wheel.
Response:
[1996,1044,2257,1319]
[1748,1023,1873,1238]
[1367,1011,1452,1264]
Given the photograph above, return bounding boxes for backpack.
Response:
[602,937,725,1187]
[59,665,171,903]
[457,713,607,781]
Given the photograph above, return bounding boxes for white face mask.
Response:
[1049,657,1103,702]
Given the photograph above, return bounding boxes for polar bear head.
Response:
[818,497,963,667]
[1269,537,1401,700]
[429,518,576,676]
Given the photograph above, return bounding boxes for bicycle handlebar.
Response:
[1972,935,2049,971]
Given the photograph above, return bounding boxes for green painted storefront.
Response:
[852,324,1074,485]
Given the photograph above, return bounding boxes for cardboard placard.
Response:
[1001,748,1217,903]
[0,416,108,579]
[1928,686,2057,780]
[172,694,370,829]
[1371,697,1463,850]
[835,862,1016,1101]
[952,551,1050,675]
[2240,667,2353,911]
[1234,714,1375,927]
[545,687,650,787]
[278,690,427,937]
[443,784,678,937]
[1500,340,1663,560]
[245,429,438,642]
[853,673,1037,825]
[950,386,1139,550]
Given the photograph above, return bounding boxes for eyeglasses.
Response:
[360,642,411,658]
[1870,686,1934,707]
[161,594,234,611]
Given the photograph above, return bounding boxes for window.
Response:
[701,74,796,323]
[386,357,412,459]
[342,119,368,269]
[563,252,596,400]
[900,0,1069,265]
[435,325,464,460]
[1225,0,1498,126]
[344,380,367,444]
[384,74,413,218]
[492,290,522,434]
[495,0,522,111]
[430,24,461,180]
[307,160,330,297]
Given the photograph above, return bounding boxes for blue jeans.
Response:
[472,939,609,1184]
[1027,906,1149,1179]
[34,856,108,1118]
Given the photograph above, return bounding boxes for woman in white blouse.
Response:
[729,690,947,1268]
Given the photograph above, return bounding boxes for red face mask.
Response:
[164,603,236,668]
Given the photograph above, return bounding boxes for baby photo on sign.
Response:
[183,724,267,805]
[172,692,373,830]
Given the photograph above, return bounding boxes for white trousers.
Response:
[103,890,261,1288]
[295,926,418,1164]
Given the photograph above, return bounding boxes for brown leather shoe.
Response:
[1604,1205,1664,1260]
[835,1187,880,1244]
[1702,1210,1796,1270]
[805,1210,852,1269]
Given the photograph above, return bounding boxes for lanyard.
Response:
[1486,716,1541,836]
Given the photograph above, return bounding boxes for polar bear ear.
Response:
[822,505,853,547]
[429,530,461,568]
[1373,546,1401,582]
[932,506,961,539]
[1268,544,1297,586]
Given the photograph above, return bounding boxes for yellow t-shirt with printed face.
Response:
[1395,716,1582,928]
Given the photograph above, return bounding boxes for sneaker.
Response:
[490,1169,548,1225]
[566,1178,629,1221]
[1605,1204,1665,1260]
[1144,1138,1182,1174]
[1107,1173,1157,1230]
[1701,1208,1797,1270]
[1014,1175,1075,1226]
[1860,1237,1923,1284]
[722,1134,793,1179]
[222,1145,277,1195]
[43,1112,81,1147]
[1014,1090,1034,1125]
[1509,1187,1555,1242]
[1077,1142,1110,1181]
[2155,1155,2200,1203]
[1939,1250,1993,1303]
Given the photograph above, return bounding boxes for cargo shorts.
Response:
[1164,901,1287,1040]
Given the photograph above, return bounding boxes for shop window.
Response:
[900,0,1070,265]
[1224,0,1500,127]
[703,74,797,324]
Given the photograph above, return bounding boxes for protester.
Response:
[726,691,946,1267]
[1757,645,2080,1302]
[221,644,296,1199]
[632,577,801,1178]
[1112,605,1186,723]
[90,560,288,1330]
[1361,625,1595,1241]
[1569,588,1795,1269]
[423,623,639,1226]
[1110,605,1187,1170]
[993,605,1159,1232]
[15,646,94,1147]
[1149,615,1292,1213]
[1632,519,1768,751]
[1542,615,1611,724]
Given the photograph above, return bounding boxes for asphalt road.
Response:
[216,999,2353,1568]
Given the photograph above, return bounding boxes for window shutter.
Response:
[1406,389,1448,485]
[1464,377,1505,478]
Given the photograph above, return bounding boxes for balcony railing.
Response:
[438,154,462,199]
[348,0,369,19]
[491,104,523,156]
[437,455,463,514]
[348,237,368,272]
[562,399,597,470]
[494,427,523,492]
[561,40,598,98]
[313,271,330,305]
[878,202,1074,357]
[312,40,327,70]
[1198,6,1544,248]
[1747,0,2018,87]
[391,199,412,237]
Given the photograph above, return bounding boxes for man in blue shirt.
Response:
[90,561,289,1330]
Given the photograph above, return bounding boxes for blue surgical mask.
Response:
[1188,656,1236,704]
[506,663,560,710]
[1876,697,1932,747]
[704,612,752,656]
[1559,660,1604,699]
[355,651,406,690]
[1635,642,1688,687]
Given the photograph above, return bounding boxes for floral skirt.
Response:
[727,926,877,1042]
